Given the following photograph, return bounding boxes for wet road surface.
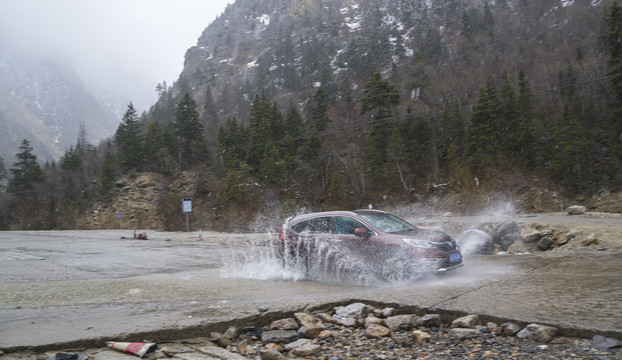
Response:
[0,226,620,350]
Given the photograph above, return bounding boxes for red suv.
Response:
[278,209,463,281]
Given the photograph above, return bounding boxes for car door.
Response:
[331,216,385,268]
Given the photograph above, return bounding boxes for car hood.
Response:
[394,228,453,243]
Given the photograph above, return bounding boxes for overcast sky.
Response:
[0,0,232,112]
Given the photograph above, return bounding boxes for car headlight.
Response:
[402,238,434,248]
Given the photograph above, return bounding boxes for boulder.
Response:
[456,229,494,255]
[567,205,586,215]
[451,315,480,329]
[537,237,554,251]
[491,220,522,251]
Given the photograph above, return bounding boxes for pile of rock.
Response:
[456,217,605,255]
[197,302,620,359]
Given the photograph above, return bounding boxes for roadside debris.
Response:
[106,341,157,358]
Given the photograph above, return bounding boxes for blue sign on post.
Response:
[182,198,192,213]
[182,198,192,232]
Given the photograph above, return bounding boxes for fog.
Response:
[0,0,232,112]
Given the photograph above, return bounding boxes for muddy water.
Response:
[0,229,620,349]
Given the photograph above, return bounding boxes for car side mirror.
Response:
[354,228,370,239]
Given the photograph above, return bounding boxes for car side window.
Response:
[334,216,367,235]
[291,217,332,234]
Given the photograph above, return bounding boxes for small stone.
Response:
[592,335,622,349]
[223,326,240,339]
[486,322,502,335]
[334,316,358,327]
[448,328,481,341]
[270,318,298,330]
[581,234,599,246]
[525,323,558,343]
[315,312,337,323]
[261,330,298,344]
[334,303,374,319]
[264,343,284,352]
[318,330,333,339]
[260,350,286,360]
[364,316,384,328]
[284,339,321,356]
[382,307,396,318]
[365,324,391,338]
[412,330,431,343]
[501,322,521,335]
[451,315,480,329]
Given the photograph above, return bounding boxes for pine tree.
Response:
[549,107,592,188]
[305,87,331,131]
[466,82,500,169]
[115,103,142,172]
[361,72,400,176]
[0,156,7,190]
[601,1,622,155]
[175,93,206,170]
[99,145,116,197]
[7,139,44,193]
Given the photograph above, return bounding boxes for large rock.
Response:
[517,323,558,343]
[334,303,374,319]
[415,314,441,328]
[294,312,324,338]
[491,220,522,251]
[451,315,480,329]
[284,339,321,356]
[412,330,431,343]
[592,335,622,350]
[365,324,391,338]
[567,205,586,215]
[501,322,521,335]
[261,330,298,344]
[385,314,417,331]
[456,229,494,255]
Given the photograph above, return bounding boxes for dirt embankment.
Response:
[77,172,622,236]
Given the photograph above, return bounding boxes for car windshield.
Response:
[359,213,418,233]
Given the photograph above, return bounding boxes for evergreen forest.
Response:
[1,0,622,231]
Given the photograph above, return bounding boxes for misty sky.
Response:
[0,0,232,112]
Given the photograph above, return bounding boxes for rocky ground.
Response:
[6,302,620,360]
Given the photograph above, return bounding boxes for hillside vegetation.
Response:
[2,0,622,231]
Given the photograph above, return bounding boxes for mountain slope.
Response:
[0,56,120,164]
